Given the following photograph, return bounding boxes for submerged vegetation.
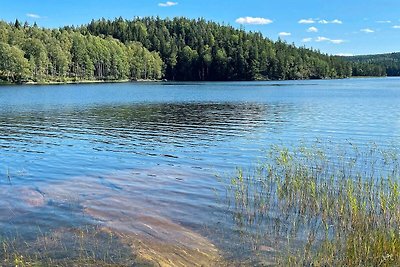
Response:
[0,226,150,267]
[0,17,393,84]
[226,142,400,266]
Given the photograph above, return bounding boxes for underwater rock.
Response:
[39,167,224,266]
[18,188,46,207]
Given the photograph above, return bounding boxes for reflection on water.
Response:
[0,78,399,264]
[0,103,290,150]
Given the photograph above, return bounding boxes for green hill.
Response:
[81,17,354,81]
[342,53,400,76]
[1,17,397,84]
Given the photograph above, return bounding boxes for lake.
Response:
[0,78,399,264]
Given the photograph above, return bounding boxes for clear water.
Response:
[0,78,399,260]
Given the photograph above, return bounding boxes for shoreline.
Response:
[0,78,165,86]
[23,79,165,86]
[0,76,395,86]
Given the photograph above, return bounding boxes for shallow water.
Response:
[0,78,399,264]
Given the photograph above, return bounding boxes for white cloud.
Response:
[336,53,354,56]
[26,13,41,19]
[331,19,343,24]
[376,20,391,23]
[319,19,343,24]
[315,36,330,42]
[314,36,345,44]
[235,17,273,25]
[278,32,291,37]
[393,25,400,29]
[302,38,312,43]
[361,28,374,33]
[307,26,318,33]
[158,1,178,7]
[298,18,315,24]
[330,39,345,44]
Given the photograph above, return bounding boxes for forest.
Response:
[342,52,400,77]
[0,17,394,84]
[0,20,163,83]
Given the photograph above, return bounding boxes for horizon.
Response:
[1,0,399,56]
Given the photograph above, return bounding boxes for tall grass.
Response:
[0,226,150,266]
[226,142,400,266]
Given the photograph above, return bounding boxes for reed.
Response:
[226,142,400,266]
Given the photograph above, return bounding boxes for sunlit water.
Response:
[0,78,399,262]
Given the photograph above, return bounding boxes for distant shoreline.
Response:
[0,79,165,86]
[1,76,397,87]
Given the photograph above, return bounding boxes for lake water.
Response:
[0,78,399,264]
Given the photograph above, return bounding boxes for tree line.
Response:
[0,17,394,84]
[341,53,400,77]
[0,20,163,83]
[82,17,357,81]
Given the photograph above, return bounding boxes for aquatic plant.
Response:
[0,226,150,267]
[226,142,400,266]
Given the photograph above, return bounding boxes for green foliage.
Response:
[342,53,400,76]
[0,17,394,84]
[0,20,164,83]
[0,42,30,83]
[83,17,359,81]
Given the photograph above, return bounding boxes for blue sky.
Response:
[1,0,400,55]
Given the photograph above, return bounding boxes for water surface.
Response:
[0,78,399,263]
